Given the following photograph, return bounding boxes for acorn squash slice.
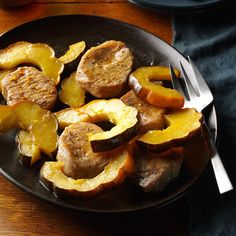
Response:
[137,108,202,152]
[0,101,58,156]
[129,66,184,108]
[16,130,41,167]
[0,41,64,85]
[59,41,86,64]
[56,99,139,152]
[59,72,86,108]
[55,108,91,129]
[40,147,134,198]
[83,99,139,152]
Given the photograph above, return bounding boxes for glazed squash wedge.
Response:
[59,72,86,108]
[0,41,64,85]
[16,130,41,167]
[129,66,184,108]
[55,108,91,129]
[40,147,134,198]
[56,99,139,152]
[0,101,58,156]
[137,108,203,152]
[59,41,86,64]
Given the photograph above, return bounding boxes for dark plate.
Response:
[0,15,212,214]
[129,0,230,12]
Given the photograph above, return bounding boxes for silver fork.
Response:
[169,57,233,194]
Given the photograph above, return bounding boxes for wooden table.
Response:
[0,1,189,235]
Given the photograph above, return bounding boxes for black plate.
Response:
[0,15,211,213]
[129,0,230,12]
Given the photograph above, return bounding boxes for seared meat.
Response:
[76,40,133,98]
[121,90,165,134]
[132,147,183,193]
[1,66,57,110]
[56,122,110,179]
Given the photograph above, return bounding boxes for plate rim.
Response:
[129,0,230,12]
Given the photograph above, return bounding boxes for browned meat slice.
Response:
[132,147,183,193]
[76,40,133,98]
[121,90,165,134]
[56,122,110,179]
[1,66,57,110]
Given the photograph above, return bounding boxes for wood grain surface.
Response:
[0,0,172,42]
[0,1,189,235]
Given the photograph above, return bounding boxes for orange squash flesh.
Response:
[40,147,134,198]
[137,108,202,152]
[129,66,184,108]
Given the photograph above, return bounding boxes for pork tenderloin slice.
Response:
[1,66,57,110]
[132,147,184,193]
[76,40,133,98]
[121,90,165,134]
[57,122,110,179]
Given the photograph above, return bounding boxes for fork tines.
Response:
[169,63,185,97]
[169,62,199,103]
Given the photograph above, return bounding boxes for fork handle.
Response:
[203,122,233,194]
[211,151,233,194]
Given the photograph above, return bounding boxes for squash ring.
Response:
[129,66,184,108]
[55,99,139,152]
[137,108,203,152]
[40,147,134,198]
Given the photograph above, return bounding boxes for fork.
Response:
[169,57,233,194]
